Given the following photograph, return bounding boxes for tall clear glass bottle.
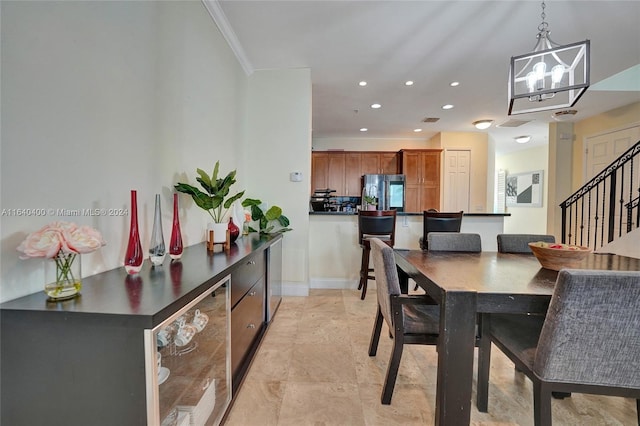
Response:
[149,194,166,266]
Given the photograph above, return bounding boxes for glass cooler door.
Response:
[145,275,231,426]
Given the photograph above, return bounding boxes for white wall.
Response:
[242,68,312,292]
[495,145,550,235]
[0,1,247,302]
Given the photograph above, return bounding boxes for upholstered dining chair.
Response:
[476,269,640,425]
[497,234,556,253]
[357,210,397,300]
[368,238,440,404]
[419,210,463,250]
[427,232,482,252]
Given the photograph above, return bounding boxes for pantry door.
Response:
[443,150,470,212]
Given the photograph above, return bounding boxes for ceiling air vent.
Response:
[422,117,440,123]
[496,119,530,128]
[552,109,578,121]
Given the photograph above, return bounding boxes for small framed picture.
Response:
[506,170,543,207]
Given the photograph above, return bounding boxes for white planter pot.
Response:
[208,222,228,243]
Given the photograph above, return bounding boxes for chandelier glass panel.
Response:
[508,1,590,115]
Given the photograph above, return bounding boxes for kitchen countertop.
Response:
[309,211,510,216]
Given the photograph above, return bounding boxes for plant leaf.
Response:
[174,183,213,211]
[223,191,245,209]
[264,206,282,221]
[242,198,262,207]
[196,169,212,191]
[250,204,264,220]
[211,161,220,183]
[278,215,290,227]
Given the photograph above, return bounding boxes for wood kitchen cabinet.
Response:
[361,152,398,175]
[311,151,399,196]
[311,152,345,194]
[400,149,442,212]
[0,234,283,426]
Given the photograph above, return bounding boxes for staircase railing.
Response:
[560,140,640,250]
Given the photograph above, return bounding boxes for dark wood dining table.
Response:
[393,249,640,426]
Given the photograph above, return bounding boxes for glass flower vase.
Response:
[45,252,82,301]
[124,190,144,274]
[169,193,183,260]
[149,194,166,266]
[228,217,240,243]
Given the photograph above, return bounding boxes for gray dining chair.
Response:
[476,269,640,425]
[367,238,440,404]
[497,234,555,253]
[427,232,481,252]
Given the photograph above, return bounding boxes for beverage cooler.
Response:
[362,174,406,211]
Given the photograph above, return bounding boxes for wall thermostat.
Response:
[290,172,303,182]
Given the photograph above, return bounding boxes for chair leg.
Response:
[358,247,367,290]
[368,306,384,357]
[381,330,403,404]
[359,247,370,300]
[476,314,491,412]
[533,381,552,426]
[636,399,639,425]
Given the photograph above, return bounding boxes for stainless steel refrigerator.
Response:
[362,174,406,211]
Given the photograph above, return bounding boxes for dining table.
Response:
[393,249,640,426]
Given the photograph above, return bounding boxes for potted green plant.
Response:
[175,161,245,242]
[241,198,291,235]
[363,194,378,210]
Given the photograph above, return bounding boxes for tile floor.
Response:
[225,289,637,425]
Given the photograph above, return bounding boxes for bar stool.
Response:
[357,210,396,300]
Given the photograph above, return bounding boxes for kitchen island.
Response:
[309,211,509,290]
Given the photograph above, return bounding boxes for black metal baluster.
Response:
[595,183,601,251]
[618,164,625,237]
[587,191,592,248]
[579,196,584,246]
[607,171,616,244]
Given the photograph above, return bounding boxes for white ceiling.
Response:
[214,0,640,154]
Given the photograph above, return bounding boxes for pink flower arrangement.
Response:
[17,221,106,259]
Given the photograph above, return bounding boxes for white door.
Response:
[443,150,470,212]
[582,126,640,246]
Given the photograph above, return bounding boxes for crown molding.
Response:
[202,0,253,76]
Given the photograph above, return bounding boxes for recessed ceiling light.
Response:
[413,128,422,132]
[442,104,454,110]
[515,135,531,144]
[359,81,367,86]
[371,103,381,109]
[450,81,460,87]
[360,128,368,132]
[405,81,414,86]
[473,120,493,130]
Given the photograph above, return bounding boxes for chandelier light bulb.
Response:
[526,72,537,92]
[533,62,546,90]
[551,65,564,86]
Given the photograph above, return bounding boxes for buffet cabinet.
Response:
[0,234,283,426]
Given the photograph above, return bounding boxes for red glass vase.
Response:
[228,217,240,243]
[124,190,144,274]
[169,193,183,260]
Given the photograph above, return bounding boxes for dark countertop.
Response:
[309,211,510,217]
[0,233,282,328]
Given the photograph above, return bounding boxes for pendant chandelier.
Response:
[508,1,590,115]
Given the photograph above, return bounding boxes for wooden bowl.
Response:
[528,242,591,271]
